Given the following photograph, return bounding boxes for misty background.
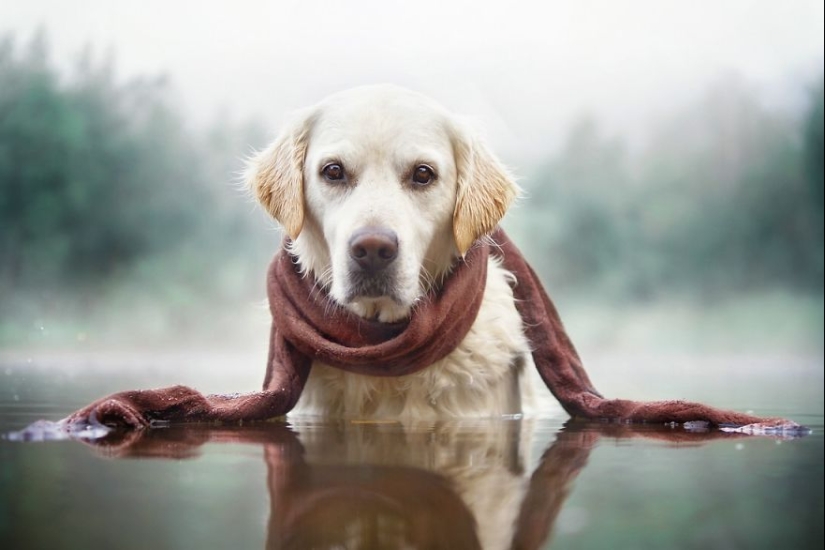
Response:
[0,0,822,365]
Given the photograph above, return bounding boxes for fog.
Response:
[3,0,823,160]
[0,0,822,363]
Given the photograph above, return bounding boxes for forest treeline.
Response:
[0,34,822,345]
[517,74,823,298]
[0,34,279,344]
[0,34,272,289]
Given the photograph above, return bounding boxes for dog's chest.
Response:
[290,258,534,418]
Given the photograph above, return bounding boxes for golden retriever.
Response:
[55,84,800,434]
[247,84,548,419]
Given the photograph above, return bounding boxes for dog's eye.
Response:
[412,165,435,186]
[322,163,345,182]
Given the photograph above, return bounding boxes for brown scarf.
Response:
[263,228,772,427]
[66,229,792,429]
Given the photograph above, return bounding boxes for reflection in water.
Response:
[266,446,481,549]
[73,419,755,550]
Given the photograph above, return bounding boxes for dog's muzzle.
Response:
[346,227,400,300]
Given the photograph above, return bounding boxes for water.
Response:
[0,355,822,549]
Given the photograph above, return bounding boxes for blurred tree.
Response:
[523,116,633,291]
[638,73,811,292]
[801,81,824,284]
[0,32,278,346]
[0,31,820,346]
[0,32,78,286]
[0,33,270,294]
[523,73,824,298]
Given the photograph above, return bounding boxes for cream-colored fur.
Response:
[294,257,544,418]
[248,85,552,419]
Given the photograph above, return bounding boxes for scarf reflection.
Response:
[79,419,750,550]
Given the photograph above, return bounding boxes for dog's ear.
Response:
[246,109,316,240]
[451,123,520,256]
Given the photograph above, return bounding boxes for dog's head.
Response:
[248,85,518,322]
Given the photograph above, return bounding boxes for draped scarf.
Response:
[65,229,793,430]
[262,228,771,427]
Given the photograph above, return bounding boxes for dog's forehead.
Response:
[310,87,454,154]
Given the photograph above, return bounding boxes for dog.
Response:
[249,84,546,419]
[61,85,799,433]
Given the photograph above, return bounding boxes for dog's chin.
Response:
[331,267,417,323]
[344,296,412,323]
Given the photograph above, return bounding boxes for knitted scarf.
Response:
[262,228,768,426]
[67,229,783,429]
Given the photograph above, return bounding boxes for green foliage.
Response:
[0,33,275,346]
[0,32,820,348]
[0,34,255,288]
[802,81,824,278]
[526,116,631,286]
[520,74,825,298]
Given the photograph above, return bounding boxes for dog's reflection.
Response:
[82,420,748,550]
[267,419,554,550]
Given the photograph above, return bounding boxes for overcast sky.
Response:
[1,0,823,161]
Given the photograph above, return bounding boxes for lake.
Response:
[0,352,822,549]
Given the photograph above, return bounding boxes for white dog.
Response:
[62,85,791,433]
[247,85,549,419]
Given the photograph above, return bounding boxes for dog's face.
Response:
[249,85,518,322]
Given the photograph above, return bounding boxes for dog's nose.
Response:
[349,228,398,273]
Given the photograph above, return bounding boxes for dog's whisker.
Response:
[308,273,333,307]
[419,267,437,295]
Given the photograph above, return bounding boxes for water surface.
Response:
[0,355,822,549]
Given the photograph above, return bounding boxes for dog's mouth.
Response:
[340,269,415,322]
[344,276,403,304]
